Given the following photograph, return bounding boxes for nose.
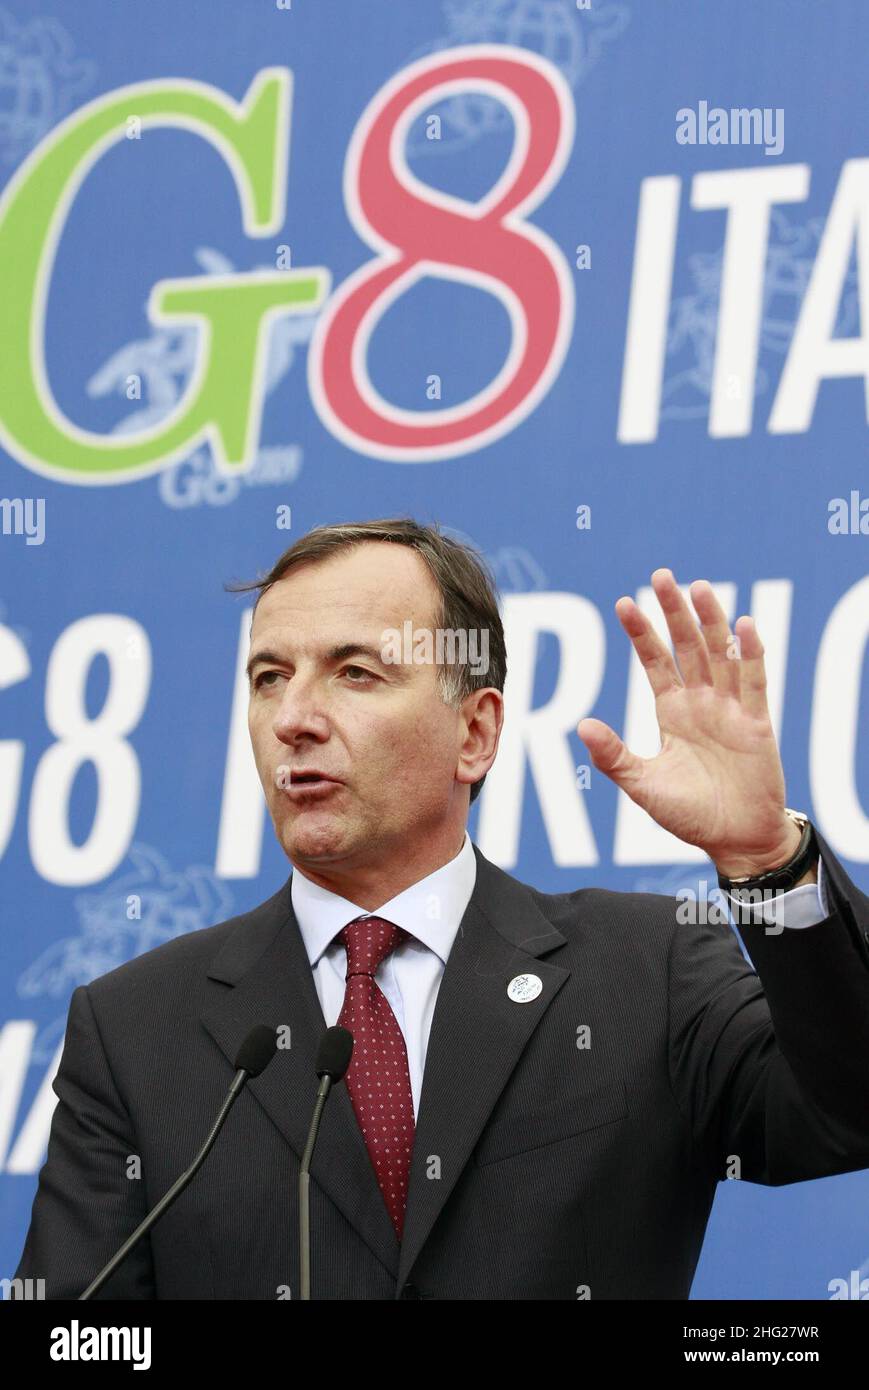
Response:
[271,676,330,747]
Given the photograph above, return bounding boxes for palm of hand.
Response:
[631,685,786,863]
[578,571,797,877]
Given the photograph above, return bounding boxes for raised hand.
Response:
[577,569,803,878]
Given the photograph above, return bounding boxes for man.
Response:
[14,518,869,1299]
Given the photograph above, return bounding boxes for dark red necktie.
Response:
[336,915,415,1240]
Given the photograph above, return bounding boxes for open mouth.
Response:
[275,766,342,797]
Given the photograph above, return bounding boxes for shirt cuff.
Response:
[725,854,828,929]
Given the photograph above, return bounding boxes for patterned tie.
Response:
[336,915,415,1240]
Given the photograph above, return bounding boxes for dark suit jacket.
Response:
[14,825,869,1299]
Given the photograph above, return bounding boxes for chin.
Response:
[281,815,348,863]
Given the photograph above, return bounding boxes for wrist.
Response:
[714,819,803,881]
[716,810,819,895]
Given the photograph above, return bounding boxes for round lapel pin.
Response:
[507,973,543,1003]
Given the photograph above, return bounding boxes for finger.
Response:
[614,596,682,700]
[650,568,713,687]
[577,717,645,795]
[689,579,740,698]
[732,615,770,719]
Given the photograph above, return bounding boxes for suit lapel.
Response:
[397,845,570,1287]
[199,881,400,1279]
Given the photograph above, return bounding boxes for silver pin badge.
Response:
[507,973,543,1003]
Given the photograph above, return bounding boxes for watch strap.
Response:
[717,811,817,896]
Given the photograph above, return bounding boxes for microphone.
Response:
[299,1026,353,1300]
[79,1023,278,1300]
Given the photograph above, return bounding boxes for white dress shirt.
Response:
[726,855,830,928]
[291,831,477,1118]
[290,833,830,1119]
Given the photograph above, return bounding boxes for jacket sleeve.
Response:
[667,822,869,1185]
[13,982,156,1299]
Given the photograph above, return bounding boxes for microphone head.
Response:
[316,1026,353,1081]
[234,1024,278,1077]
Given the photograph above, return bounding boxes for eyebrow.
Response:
[245,642,397,684]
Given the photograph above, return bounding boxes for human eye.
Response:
[342,664,377,683]
[253,670,284,691]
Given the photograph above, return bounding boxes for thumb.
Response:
[577,718,644,793]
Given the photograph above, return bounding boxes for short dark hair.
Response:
[227,518,506,803]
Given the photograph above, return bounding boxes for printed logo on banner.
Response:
[307,45,576,460]
[0,68,329,485]
[3,17,866,480]
[0,47,576,482]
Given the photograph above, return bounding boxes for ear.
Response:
[455,688,503,789]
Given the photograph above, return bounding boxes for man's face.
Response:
[247,543,475,873]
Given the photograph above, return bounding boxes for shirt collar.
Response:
[290,830,477,968]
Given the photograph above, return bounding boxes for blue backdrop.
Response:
[1,0,868,1299]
